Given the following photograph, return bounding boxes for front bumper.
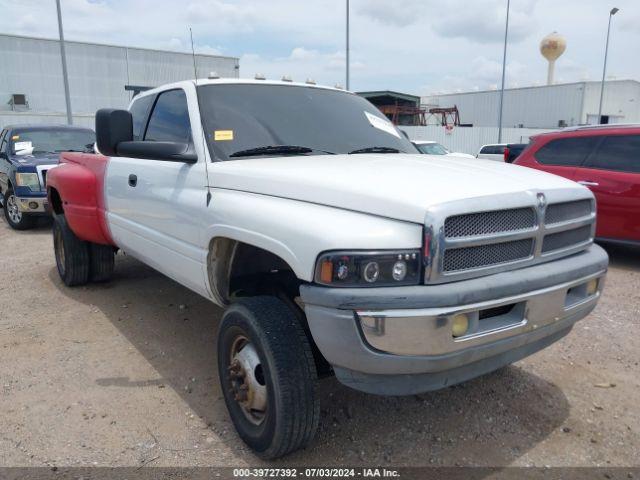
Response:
[16,195,49,214]
[300,245,608,395]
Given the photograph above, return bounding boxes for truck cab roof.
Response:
[133,78,351,102]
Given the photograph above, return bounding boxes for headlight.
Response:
[315,250,421,287]
[15,172,40,191]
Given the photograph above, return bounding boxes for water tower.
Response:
[540,32,567,85]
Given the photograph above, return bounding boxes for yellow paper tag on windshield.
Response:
[11,135,19,140]
[214,130,234,141]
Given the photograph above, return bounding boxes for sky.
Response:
[1,0,639,95]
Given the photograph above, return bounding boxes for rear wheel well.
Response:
[207,238,331,376]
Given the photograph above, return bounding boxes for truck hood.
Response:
[9,152,60,168]
[211,154,584,224]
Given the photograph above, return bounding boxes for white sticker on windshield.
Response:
[14,141,32,151]
[15,141,34,156]
[364,111,401,139]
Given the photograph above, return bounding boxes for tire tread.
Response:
[219,296,319,459]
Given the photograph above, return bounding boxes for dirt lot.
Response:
[0,216,638,469]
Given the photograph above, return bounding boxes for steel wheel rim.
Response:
[228,334,268,426]
[54,225,66,275]
[7,195,22,223]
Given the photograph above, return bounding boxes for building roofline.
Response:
[0,32,239,62]
[357,90,421,102]
[424,79,640,98]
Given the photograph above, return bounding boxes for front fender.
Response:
[204,189,423,282]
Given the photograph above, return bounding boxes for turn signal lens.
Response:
[586,279,599,296]
[451,314,469,338]
[320,260,333,284]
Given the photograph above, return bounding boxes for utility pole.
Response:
[346,0,350,90]
[497,0,510,143]
[56,0,73,125]
[597,7,619,122]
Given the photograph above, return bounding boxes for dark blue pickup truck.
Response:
[0,124,95,229]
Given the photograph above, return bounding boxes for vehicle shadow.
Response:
[597,241,640,271]
[50,255,570,467]
[0,211,53,234]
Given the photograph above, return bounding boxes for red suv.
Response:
[515,125,640,245]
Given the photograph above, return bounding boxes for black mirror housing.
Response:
[96,109,133,156]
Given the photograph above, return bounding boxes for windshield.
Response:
[197,84,418,160]
[415,142,449,155]
[10,128,95,155]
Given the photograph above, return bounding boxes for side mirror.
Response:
[96,108,133,157]
[116,141,197,163]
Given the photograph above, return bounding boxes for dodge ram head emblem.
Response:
[537,193,547,209]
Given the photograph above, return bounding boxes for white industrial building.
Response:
[422,80,640,129]
[0,34,239,128]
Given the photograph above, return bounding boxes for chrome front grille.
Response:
[542,225,592,253]
[425,190,596,284]
[444,207,536,238]
[443,239,534,272]
[545,200,592,225]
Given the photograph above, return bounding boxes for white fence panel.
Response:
[402,126,555,156]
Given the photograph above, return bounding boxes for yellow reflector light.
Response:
[320,260,333,284]
[586,279,599,296]
[451,313,469,337]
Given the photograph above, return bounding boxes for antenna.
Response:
[189,27,212,206]
[189,27,198,82]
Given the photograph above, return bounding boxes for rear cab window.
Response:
[480,145,505,155]
[534,136,599,166]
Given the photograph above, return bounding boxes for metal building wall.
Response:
[423,83,586,129]
[0,34,239,127]
[423,80,640,129]
[581,80,640,124]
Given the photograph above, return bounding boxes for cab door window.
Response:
[144,89,192,143]
[534,136,599,166]
[129,95,154,141]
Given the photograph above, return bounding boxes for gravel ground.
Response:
[0,216,638,469]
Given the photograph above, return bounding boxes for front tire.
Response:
[218,297,320,459]
[3,188,35,230]
[53,214,90,286]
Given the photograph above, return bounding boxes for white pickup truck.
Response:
[47,79,608,459]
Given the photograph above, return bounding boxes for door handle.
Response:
[577,180,599,187]
[128,174,137,187]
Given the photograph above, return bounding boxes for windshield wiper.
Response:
[348,146,401,154]
[229,145,335,158]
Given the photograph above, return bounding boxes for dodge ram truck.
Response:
[46,79,608,459]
